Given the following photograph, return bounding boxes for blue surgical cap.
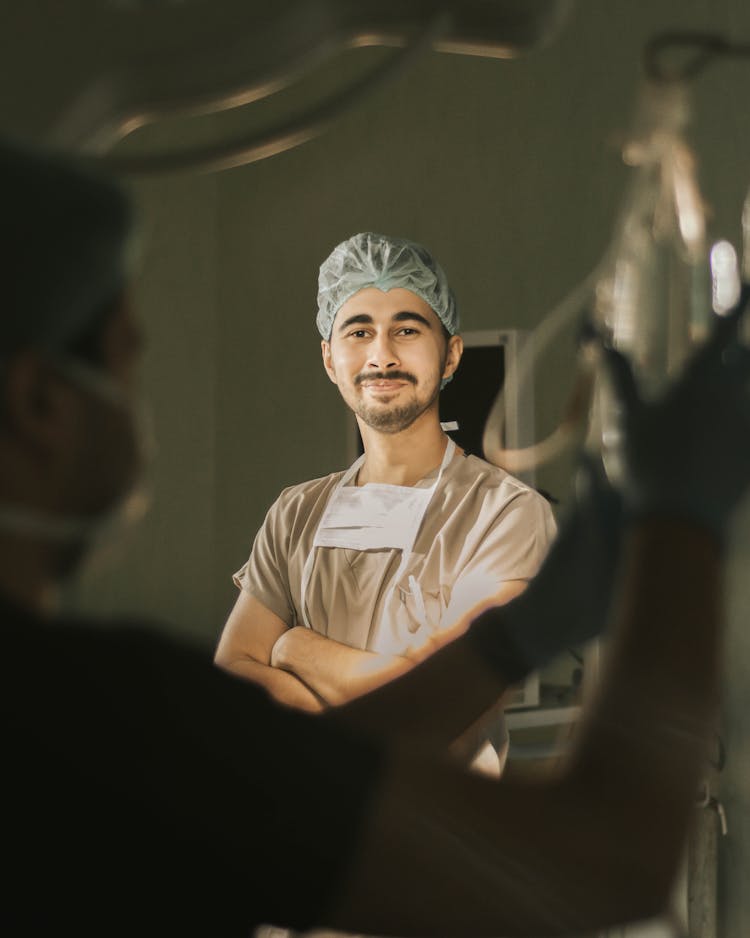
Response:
[316,232,459,340]
[0,135,134,356]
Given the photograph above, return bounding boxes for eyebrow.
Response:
[337,310,434,334]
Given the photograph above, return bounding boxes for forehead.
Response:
[333,287,441,330]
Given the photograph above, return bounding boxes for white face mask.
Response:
[0,356,155,544]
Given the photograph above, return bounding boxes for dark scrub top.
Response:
[3,594,382,937]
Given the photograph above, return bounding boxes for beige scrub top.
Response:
[242,451,557,938]
[234,448,557,656]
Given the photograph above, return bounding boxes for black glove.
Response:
[468,283,750,685]
[467,456,623,683]
[603,283,750,539]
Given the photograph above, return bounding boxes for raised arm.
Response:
[319,289,750,936]
[328,517,721,937]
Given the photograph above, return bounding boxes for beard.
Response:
[345,348,448,434]
[353,376,441,434]
[355,398,426,434]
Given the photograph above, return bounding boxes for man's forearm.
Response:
[217,655,325,712]
[272,627,414,705]
[330,623,509,749]
[292,582,526,738]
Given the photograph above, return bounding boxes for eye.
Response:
[397,326,420,336]
[348,329,370,339]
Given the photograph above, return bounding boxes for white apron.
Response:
[299,438,457,643]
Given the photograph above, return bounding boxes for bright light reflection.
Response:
[710,240,740,315]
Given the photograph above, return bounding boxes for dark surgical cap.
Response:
[0,135,134,356]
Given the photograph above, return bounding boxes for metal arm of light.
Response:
[87,13,451,176]
[46,0,573,174]
[483,28,750,479]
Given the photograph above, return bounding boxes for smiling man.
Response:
[215,232,556,775]
[8,140,750,938]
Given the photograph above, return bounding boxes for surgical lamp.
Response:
[36,0,574,175]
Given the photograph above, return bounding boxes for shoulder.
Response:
[266,470,346,516]
[453,451,551,503]
[255,470,349,553]
[442,451,557,538]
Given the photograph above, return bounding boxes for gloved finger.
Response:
[721,339,750,375]
[574,451,609,499]
[725,280,750,323]
[574,453,623,529]
[599,344,641,416]
[704,282,750,351]
[672,287,750,392]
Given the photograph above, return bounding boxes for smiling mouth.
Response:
[362,380,407,391]
[355,370,416,388]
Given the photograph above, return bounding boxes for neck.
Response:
[357,412,453,486]
[0,531,60,616]
[0,447,74,616]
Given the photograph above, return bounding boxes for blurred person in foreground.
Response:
[3,134,750,938]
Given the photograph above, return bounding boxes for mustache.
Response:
[355,370,417,386]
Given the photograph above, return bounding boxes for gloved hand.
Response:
[466,456,623,683]
[602,283,750,539]
[468,285,750,686]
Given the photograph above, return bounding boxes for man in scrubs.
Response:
[5,134,750,938]
[215,232,557,774]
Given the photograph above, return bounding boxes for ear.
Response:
[442,334,464,381]
[1,352,76,454]
[321,340,338,385]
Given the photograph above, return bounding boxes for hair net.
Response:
[316,232,459,340]
[0,135,135,357]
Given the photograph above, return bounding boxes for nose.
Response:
[367,333,400,371]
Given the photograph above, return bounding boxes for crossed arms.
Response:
[214,578,527,711]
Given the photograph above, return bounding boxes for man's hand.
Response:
[214,592,325,711]
[271,627,415,706]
